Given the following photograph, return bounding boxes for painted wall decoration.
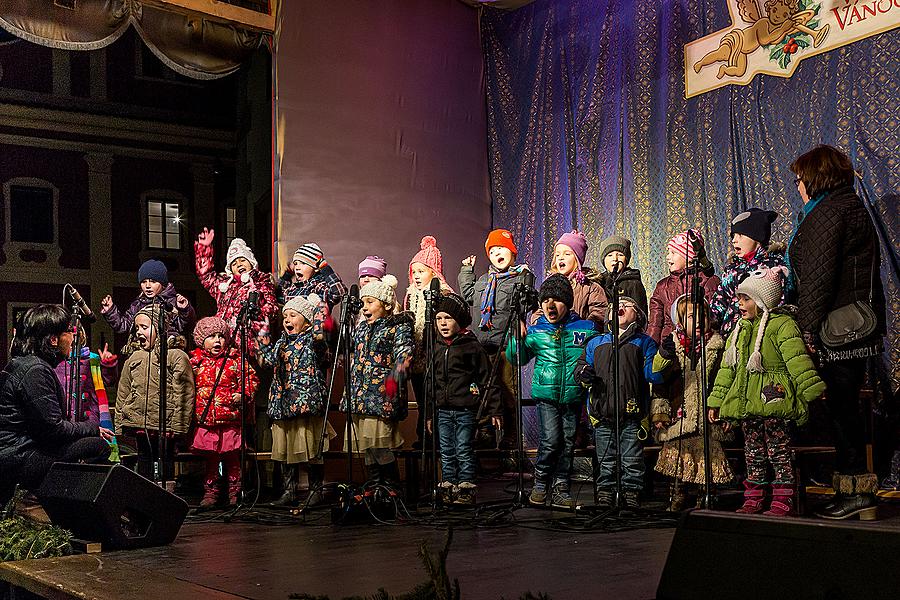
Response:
[685,0,900,97]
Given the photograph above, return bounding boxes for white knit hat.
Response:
[360,274,399,307]
[226,238,258,270]
[726,266,788,373]
[283,293,322,324]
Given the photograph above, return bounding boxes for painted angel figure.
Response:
[693,0,809,79]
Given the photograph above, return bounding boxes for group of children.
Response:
[89,205,826,515]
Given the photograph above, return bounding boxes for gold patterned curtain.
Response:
[481,0,900,387]
[0,0,261,79]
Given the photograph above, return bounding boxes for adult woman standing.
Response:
[787,145,887,520]
[0,305,113,504]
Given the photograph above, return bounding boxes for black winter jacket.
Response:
[0,355,98,468]
[426,331,501,414]
[597,268,648,317]
[789,185,887,339]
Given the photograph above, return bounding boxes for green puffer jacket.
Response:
[708,312,825,425]
[506,312,597,404]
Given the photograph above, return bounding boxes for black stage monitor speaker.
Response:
[37,463,189,550]
[657,510,900,600]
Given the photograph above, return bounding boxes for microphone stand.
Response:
[234,296,258,506]
[423,282,439,509]
[62,285,85,423]
[688,252,714,509]
[155,296,169,489]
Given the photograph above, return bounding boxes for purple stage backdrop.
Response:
[273,0,491,294]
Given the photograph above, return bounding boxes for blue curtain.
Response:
[482,0,900,383]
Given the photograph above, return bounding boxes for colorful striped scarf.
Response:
[479,265,524,329]
[89,353,120,463]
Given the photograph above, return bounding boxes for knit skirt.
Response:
[343,415,403,453]
[654,433,734,485]
[271,416,336,465]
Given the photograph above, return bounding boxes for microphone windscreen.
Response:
[349,284,360,299]
[522,268,535,290]
[430,277,441,292]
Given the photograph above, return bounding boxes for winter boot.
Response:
[763,484,795,517]
[550,481,576,509]
[270,464,298,507]
[595,488,614,509]
[529,479,548,506]
[454,482,476,506]
[668,483,687,512]
[227,478,241,506]
[881,451,900,491]
[735,480,767,514]
[365,462,381,486]
[438,481,456,505]
[623,490,640,510]
[199,479,219,508]
[305,464,326,507]
[380,459,402,492]
[816,474,878,521]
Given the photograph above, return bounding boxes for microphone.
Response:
[522,267,535,292]
[686,229,714,273]
[65,284,96,324]
[346,284,363,315]
[611,263,621,275]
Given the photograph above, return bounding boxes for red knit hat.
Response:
[484,229,517,257]
[409,236,446,284]
[667,229,704,261]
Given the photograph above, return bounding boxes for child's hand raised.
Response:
[100,295,113,313]
[175,294,189,310]
[197,227,215,246]
[98,343,117,365]
[257,333,271,347]
[462,255,476,267]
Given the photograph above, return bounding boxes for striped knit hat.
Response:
[358,255,387,279]
[293,243,327,270]
[667,229,704,262]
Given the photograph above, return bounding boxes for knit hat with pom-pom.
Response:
[193,316,230,348]
[555,230,588,268]
[283,293,322,324]
[667,229,704,262]
[226,238,258,270]
[361,274,399,308]
[724,266,788,373]
[409,236,446,285]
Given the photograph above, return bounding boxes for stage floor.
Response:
[3,479,899,600]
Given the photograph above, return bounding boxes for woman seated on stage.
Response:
[0,304,114,504]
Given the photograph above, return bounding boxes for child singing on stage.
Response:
[100,259,195,336]
[346,275,414,488]
[194,227,278,357]
[190,317,259,507]
[427,293,501,505]
[509,275,596,509]
[116,305,195,482]
[650,296,733,511]
[709,266,825,517]
[278,243,348,310]
[597,235,648,316]
[533,230,608,326]
[258,293,334,507]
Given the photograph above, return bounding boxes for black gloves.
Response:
[659,335,677,361]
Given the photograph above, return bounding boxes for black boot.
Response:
[380,459,401,491]
[306,464,326,507]
[365,462,381,485]
[816,473,878,520]
[270,464,298,506]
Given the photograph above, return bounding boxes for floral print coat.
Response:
[343,313,414,421]
[709,244,786,337]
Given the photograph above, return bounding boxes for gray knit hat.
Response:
[360,274,399,307]
[599,235,632,264]
[283,293,322,323]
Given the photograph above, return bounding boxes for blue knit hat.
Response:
[138,259,168,286]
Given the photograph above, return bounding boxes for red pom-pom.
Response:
[385,376,398,398]
[420,235,437,249]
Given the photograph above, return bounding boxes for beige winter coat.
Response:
[650,332,725,443]
[116,348,195,435]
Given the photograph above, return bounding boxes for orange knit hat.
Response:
[484,229,517,257]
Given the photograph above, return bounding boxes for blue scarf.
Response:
[785,191,827,295]
[479,265,524,329]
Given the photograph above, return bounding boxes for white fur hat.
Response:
[360,274,399,307]
[283,293,322,324]
[226,238,258,270]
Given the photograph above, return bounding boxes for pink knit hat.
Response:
[555,230,588,266]
[408,235,446,284]
[193,316,230,348]
[667,229,704,261]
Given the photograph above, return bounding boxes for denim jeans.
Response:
[534,400,580,486]
[437,409,477,484]
[594,419,644,491]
